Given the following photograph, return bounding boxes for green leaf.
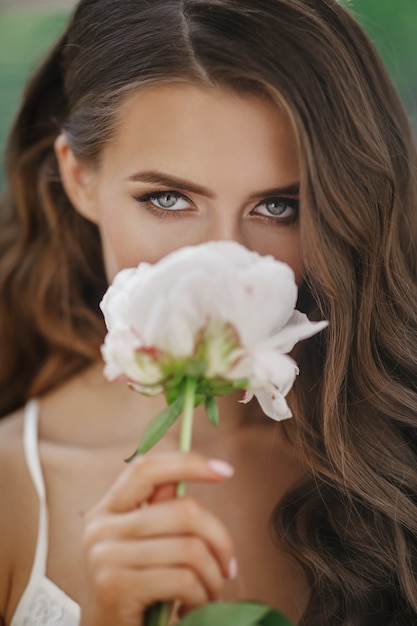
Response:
[232,377,250,390]
[165,386,182,405]
[178,602,270,626]
[205,395,219,426]
[193,393,204,408]
[196,377,249,397]
[184,359,206,378]
[260,608,295,626]
[177,602,295,626]
[164,375,185,389]
[198,379,235,396]
[125,393,184,461]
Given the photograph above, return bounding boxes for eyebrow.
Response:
[127,170,300,199]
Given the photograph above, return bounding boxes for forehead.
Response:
[99,83,299,185]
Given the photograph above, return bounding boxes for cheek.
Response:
[276,249,304,288]
[284,244,304,287]
[245,227,304,287]
[99,223,168,280]
[94,190,171,280]
[98,211,195,281]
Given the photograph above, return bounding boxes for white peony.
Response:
[100,241,327,421]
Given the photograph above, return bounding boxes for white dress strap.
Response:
[23,399,48,578]
[11,400,81,626]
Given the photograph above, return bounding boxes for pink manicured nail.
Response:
[228,557,238,580]
[208,459,235,477]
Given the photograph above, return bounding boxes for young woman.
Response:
[1,1,416,625]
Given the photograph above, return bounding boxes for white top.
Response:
[11,400,81,626]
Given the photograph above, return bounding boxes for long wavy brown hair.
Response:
[1,0,417,623]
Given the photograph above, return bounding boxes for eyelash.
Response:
[134,190,299,224]
[134,191,192,219]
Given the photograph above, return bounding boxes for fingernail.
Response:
[228,557,238,580]
[208,459,235,477]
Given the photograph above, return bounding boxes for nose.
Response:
[202,211,247,246]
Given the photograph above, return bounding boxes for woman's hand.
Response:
[79,452,236,626]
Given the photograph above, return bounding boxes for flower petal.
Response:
[99,240,328,425]
[265,312,328,353]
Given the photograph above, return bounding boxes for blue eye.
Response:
[135,191,191,212]
[253,197,299,221]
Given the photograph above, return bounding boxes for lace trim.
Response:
[12,578,80,626]
[21,592,64,625]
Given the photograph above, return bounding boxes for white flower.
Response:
[100,241,327,420]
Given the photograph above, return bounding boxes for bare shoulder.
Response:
[0,408,38,623]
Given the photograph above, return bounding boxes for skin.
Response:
[0,84,309,626]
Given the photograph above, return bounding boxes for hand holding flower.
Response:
[80,452,236,626]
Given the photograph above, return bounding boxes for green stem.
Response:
[145,377,197,626]
[144,602,171,626]
[177,377,197,498]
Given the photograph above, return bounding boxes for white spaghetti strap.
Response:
[11,400,81,626]
[22,399,48,577]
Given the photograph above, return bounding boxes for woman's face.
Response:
[58,83,304,284]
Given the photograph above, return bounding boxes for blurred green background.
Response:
[0,0,416,190]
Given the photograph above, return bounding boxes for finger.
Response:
[88,537,225,600]
[148,483,176,504]
[88,566,211,615]
[84,497,235,579]
[96,453,234,514]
